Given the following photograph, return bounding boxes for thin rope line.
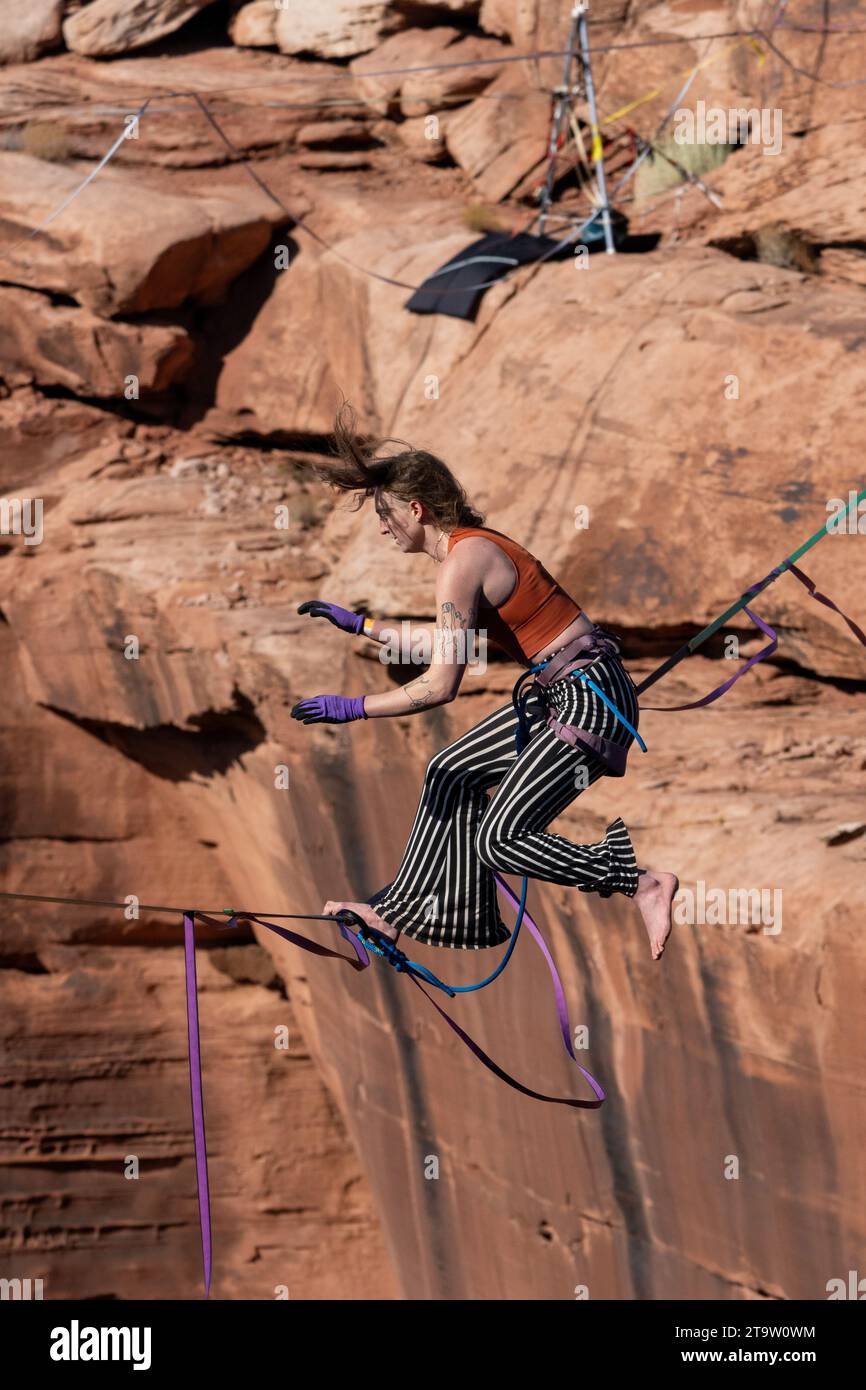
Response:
[0,10,823,291]
[4,23,859,114]
[0,95,153,260]
[5,89,546,120]
[0,85,578,294]
[0,22,747,279]
[754,24,866,88]
[132,24,866,90]
[185,91,581,296]
[0,889,338,922]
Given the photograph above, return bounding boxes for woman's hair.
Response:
[317,398,485,532]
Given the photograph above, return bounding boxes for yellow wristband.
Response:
[363,616,375,637]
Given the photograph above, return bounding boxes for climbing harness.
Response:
[511,623,648,773]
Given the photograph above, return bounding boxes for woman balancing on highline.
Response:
[291,405,678,961]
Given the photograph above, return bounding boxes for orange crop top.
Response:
[447,525,582,666]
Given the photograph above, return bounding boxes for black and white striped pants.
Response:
[366,651,641,950]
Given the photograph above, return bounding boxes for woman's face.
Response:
[375,490,424,552]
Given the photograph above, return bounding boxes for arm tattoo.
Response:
[402,671,438,709]
[435,599,476,662]
[402,598,477,707]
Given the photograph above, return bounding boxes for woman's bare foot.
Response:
[633,870,679,960]
[322,900,400,942]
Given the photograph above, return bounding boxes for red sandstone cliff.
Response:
[1,0,864,1301]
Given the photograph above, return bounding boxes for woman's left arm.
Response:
[362,550,481,718]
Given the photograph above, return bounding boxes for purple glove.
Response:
[291,694,367,725]
[297,599,365,635]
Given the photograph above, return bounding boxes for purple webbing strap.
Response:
[642,562,785,710]
[234,904,602,1104]
[642,564,866,712]
[641,604,777,711]
[183,885,606,1295]
[195,911,371,969]
[495,874,606,1096]
[787,562,866,649]
[406,975,605,1109]
[183,913,212,1300]
[183,910,371,1297]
